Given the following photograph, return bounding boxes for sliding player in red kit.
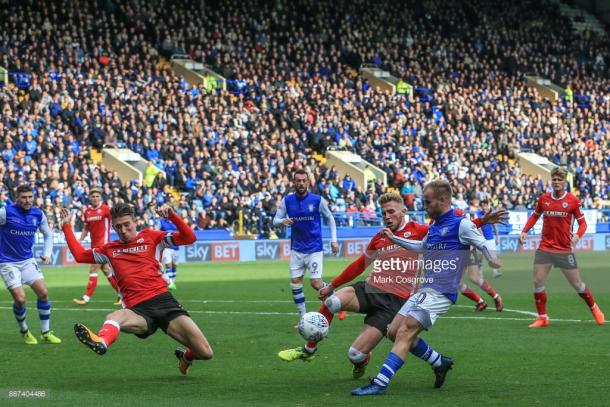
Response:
[520,167,605,327]
[60,203,213,375]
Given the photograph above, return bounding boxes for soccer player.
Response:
[60,203,213,375]
[0,185,61,344]
[519,167,605,327]
[73,188,120,305]
[478,200,502,278]
[158,211,179,291]
[459,201,504,312]
[352,180,502,396]
[279,192,507,382]
[273,169,339,320]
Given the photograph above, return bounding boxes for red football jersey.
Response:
[533,192,585,252]
[84,205,111,248]
[364,221,429,298]
[92,229,173,307]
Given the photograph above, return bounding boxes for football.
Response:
[298,312,330,342]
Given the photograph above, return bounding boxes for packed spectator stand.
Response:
[0,0,608,236]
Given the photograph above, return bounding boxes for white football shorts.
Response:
[0,258,45,290]
[398,288,453,329]
[289,250,324,279]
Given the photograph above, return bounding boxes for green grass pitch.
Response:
[0,252,608,406]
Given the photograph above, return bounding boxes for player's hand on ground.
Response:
[317,285,333,301]
[571,234,580,247]
[59,208,72,227]
[482,208,509,225]
[381,228,394,239]
[40,256,51,265]
[282,218,293,226]
[519,232,527,245]
[331,241,339,254]
[156,204,175,218]
[488,257,502,269]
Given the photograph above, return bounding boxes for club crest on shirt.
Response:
[308,204,314,212]
[440,227,449,236]
[137,238,145,244]
[32,218,37,226]
[402,232,411,238]
[562,202,568,208]
[97,209,102,214]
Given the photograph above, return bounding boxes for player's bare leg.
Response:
[349,324,383,379]
[467,265,503,312]
[529,263,552,327]
[561,268,605,325]
[166,315,214,375]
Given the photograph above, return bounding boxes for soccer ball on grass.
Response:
[298,312,329,342]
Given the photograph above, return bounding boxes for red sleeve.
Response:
[414,223,429,239]
[63,224,96,263]
[331,254,367,288]
[168,213,196,245]
[105,205,112,220]
[573,198,587,237]
[472,217,483,229]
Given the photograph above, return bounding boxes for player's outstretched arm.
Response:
[320,254,368,300]
[520,199,542,245]
[459,219,502,269]
[60,208,96,263]
[382,228,424,251]
[157,204,196,245]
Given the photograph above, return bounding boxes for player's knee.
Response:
[459,283,468,293]
[395,323,412,342]
[195,344,214,360]
[347,346,367,365]
[324,295,342,314]
[13,295,26,307]
[36,289,48,300]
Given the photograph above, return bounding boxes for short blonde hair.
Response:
[379,192,404,206]
[550,167,568,180]
[423,179,453,199]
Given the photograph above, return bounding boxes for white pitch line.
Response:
[455,304,539,317]
[0,306,601,323]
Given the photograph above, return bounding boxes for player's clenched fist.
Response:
[156,204,175,218]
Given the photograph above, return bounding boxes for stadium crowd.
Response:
[0,0,608,235]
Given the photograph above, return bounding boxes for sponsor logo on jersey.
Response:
[86,216,103,222]
[112,245,149,257]
[10,229,36,236]
[292,216,315,222]
[543,211,568,217]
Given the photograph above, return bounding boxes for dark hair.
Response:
[15,184,33,196]
[111,203,135,219]
[480,199,489,205]
[293,169,308,178]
